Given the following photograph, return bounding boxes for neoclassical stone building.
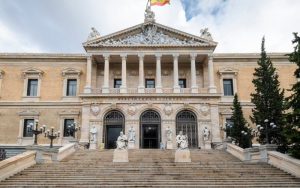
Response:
[0,11,297,149]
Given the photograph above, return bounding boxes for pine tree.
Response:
[285,33,300,159]
[251,37,286,151]
[227,94,252,148]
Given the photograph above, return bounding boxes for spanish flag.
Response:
[150,0,170,6]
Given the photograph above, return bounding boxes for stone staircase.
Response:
[1,149,300,187]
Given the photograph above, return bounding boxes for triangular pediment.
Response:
[83,22,217,49]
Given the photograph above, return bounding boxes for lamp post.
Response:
[226,123,233,138]
[30,120,46,145]
[256,119,276,144]
[44,127,60,148]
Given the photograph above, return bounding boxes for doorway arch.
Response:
[176,110,198,148]
[103,110,125,149]
[140,110,161,149]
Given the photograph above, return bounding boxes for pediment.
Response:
[218,67,239,75]
[62,68,82,76]
[22,67,44,78]
[83,22,217,49]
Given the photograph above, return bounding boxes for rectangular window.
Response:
[179,79,186,88]
[23,119,34,137]
[27,79,38,96]
[145,79,155,88]
[64,119,75,137]
[223,79,234,96]
[114,79,122,88]
[66,79,77,96]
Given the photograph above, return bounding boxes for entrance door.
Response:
[142,124,158,148]
[140,110,161,149]
[106,125,122,149]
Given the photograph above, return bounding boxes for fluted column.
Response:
[173,54,180,93]
[138,54,145,93]
[102,54,110,93]
[190,53,198,93]
[84,55,92,93]
[120,54,127,93]
[208,55,217,93]
[155,54,162,93]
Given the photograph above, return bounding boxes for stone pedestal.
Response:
[128,141,135,149]
[204,141,211,149]
[89,143,97,150]
[166,141,173,149]
[175,149,191,162]
[259,144,277,162]
[113,149,128,162]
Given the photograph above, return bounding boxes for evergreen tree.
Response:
[285,33,300,159]
[226,94,252,148]
[251,37,286,151]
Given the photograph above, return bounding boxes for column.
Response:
[155,54,162,93]
[173,54,180,93]
[120,54,127,93]
[208,55,217,93]
[190,53,198,93]
[138,54,145,93]
[102,54,110,93]
[79,103,90,143]
[210,104,222,143]
[84,55,92,93]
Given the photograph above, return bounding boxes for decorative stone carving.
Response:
[89,125,98,144]
[127,104,137,116]
[218,67,238,76]
[144,5,155,22]
[87,27,100,41]
[127,126,136,142]
[200,28,213,41]
[90,104,100,116]
[176,131,189,150]
[164,104,173,116]
[62,68,81,77]
[203,127,210,141]
[110,103,117,109]
[18,110,40,116]
[116,132,128,150]
[22,67,44,78]
[166,126,173,142]
[200,104,210,116]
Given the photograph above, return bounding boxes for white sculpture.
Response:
[144,5,155,22]
[87,27,100,41]
[176,131,189,150]
[200,28,213,41]
[89,125,98,143]
[166,126,173,142]
[116,131,128,150]
[128,126,136,142]
[203,127,210,141]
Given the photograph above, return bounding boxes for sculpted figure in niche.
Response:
[203,127,210,141]
[90,125,98,143]
[128,126,136,142]
[166,126,172,142]
[176,131,189,150]
[116,131,128,150]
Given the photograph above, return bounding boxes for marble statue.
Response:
[144,5,155,22]
[128,126,136,142]
[200,28,213,41]
[87,27,100,41]
[89,125,98,143]
[116,131,128,150]
[203,127,210,141]
[176,131,188,150]
[166,126,172,142]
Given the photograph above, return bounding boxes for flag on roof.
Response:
[150,0,170,6]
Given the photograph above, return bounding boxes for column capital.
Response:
[120,53,127,60]
[208,54,213,61]
[172,53,179,59]
[138,53,144,59]
[190,53,197,61]
[103,54,110,60]
[155,53,162,59]
[87,55,92,61]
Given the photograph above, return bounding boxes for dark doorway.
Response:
[140,110,161,149]
[106,125,122,149]
[103,110,125,149]
[176,110,198,148]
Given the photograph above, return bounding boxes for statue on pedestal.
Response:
[116,131,128,150]
[127,126,136,142]
[89,125,98,144]
[203,127,210,141]
[166,126,173,142]
[176,131,188,150]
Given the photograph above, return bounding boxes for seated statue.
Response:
[116,131,128,150]
[176,131,189,150]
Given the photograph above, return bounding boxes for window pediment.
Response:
[18,110,40,116]
[62,68,82,77]
[58,110,81,116]
[22,67,44,78]
[218,67,238,76]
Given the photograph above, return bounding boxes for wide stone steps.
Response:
[0,149,299,187]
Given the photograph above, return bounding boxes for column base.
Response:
[156,86,163,93]
[120,86,127,94]
[84,86,92,93]
[191,86,199,93]
[208,86,217,93]
[173,86,180,93]
[138,86,145,93]
[102,87,109,93]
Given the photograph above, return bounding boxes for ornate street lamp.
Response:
[44,127,60,148]
[256,119,276,144]
[226,123,233,137]
[30,120,46,145]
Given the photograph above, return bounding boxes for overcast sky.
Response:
[0,0,299,53]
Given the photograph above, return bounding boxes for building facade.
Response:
[0,11,297,149]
